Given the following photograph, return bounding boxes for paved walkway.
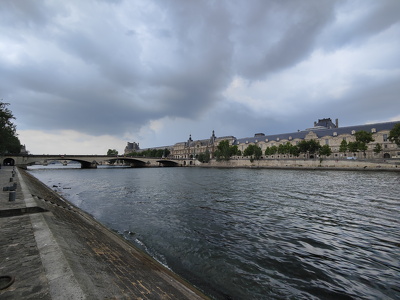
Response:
[0,166,209,299]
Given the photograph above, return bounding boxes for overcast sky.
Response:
[1,0,399,154]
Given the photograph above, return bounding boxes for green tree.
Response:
[388,123,400,146]
[358,142,368,156]
[243,144,255,156]
[265,145,278,156]
[339,139,348,153]
[276,142,299,157]
[277,144,286,154]
[373,143,382,154]
[347,141,359,153]
[163,148,171,157]
[254,145,262,160]
[355,130,374,144]
[354,130,374,157]
[107,149,118,156]
[0,102,21,154]
[298,140,321,155]
[243,144,262,160]
[126,148,167,158]
[319,144,332,157]
[308,140,322,154]
[197,149,211,163]
[214,140,231,161]
[289,145,300,157]
[229,145,240,156]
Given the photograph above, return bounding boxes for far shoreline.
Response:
[189,158,400,172]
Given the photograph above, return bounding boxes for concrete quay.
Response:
[0,166,209,300]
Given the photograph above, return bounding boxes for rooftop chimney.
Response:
[335,118,339,128]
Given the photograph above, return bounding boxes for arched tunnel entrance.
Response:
[2,158,15,166]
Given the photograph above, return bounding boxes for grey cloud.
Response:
[1,0,399,143]
[320,0,400,50]
[1,0,52,29]
[231,0,339,79]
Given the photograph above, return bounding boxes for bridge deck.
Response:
[2,155,183,168]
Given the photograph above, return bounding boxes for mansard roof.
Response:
[315,118,337,129]
[234,121,399,145]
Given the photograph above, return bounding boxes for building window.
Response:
[384,144,388,148]
[289,136,292,140]
[333,132,337,136]
[343,137,346,141]
[277,138,280,141]
[383,134,388,142]
[265,138,268,142]
[351,130,355,135]
[325,139,329,145]
[371,128,376,133]
[255,139,258,143]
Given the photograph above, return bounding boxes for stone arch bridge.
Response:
[1,155,184,169]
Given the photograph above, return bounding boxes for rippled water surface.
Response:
[29,166,400,299]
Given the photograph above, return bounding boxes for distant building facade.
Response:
[235,118,399,160]
[124,141,173,156]
[171,131,237,159]
[126,118,399,160]
[124,142,140,155]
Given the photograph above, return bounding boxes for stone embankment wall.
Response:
[195,159,400,171]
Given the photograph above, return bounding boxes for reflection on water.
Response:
[29,167,400,299]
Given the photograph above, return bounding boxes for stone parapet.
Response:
[198,158,400,171]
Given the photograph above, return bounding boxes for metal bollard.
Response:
[9,191,16,202]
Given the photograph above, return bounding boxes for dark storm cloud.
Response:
[229,0,339,79]
[1,0,399,144]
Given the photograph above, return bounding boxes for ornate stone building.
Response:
[127,118,399,160]
[234,118,399,159]
[171,131,236,159]
[124,142,140,155]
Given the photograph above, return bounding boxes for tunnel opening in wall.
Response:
[2,158,15,166]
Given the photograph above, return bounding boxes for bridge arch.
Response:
[2,158,15,166]
[1,155,182,169]
[156,160,179,167]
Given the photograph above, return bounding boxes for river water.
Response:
[28,166,400,300]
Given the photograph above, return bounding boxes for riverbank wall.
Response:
[194,158,400,171]
[0,166,209,299]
